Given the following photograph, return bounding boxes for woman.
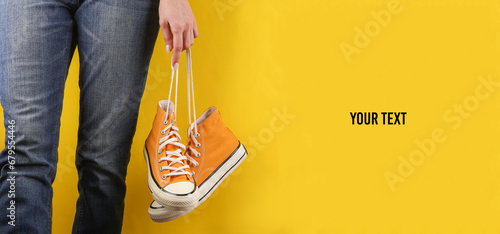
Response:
[0,0,198,233]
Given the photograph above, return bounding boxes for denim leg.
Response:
[72,0,159,233]
[0,1,76,233]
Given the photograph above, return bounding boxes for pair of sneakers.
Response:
[143,49,247,222]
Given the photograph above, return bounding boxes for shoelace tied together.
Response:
[157,55,192,181]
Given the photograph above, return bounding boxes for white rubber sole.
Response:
[148,201,191,223]
[143,146,199,211]
[148,143,247,222]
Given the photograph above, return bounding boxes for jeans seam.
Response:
[49,17,75,234]
[75,183,84,234]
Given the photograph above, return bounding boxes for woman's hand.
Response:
[159,0,199,67]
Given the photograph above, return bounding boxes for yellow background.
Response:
[2,0,500,233]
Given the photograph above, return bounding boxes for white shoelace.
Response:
[185,48,201,169]
[157,58,191,180]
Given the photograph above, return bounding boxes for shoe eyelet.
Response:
[197,153,201,157]
[161,130,165,135]
[195,133,200,138]
[159,168,163,172]
[196,143,201,148]
[162,175,166,179]
[157,149,162,154]
[163,120,168,125]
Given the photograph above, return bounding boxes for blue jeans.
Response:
[0,0,159,233]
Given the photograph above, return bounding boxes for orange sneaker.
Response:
[148,48,247,222]
[185,107,247,203]
[149,107,247,222]
[144,62,199,210]
[144,100,199,210]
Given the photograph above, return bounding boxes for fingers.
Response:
[159,0,199,67]
[171,29,183,66]
[184,29,194,50]
[161,22,174,53]
[167,25,194,67]
[169,21,195,66]
[193,21,199,38]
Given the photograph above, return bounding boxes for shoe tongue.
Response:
[170,174,190,184]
